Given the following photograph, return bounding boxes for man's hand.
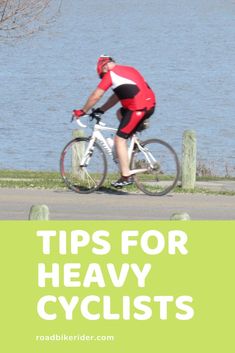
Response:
[90,107,105,119]
[92,107,104,115]
[73,109,86,119]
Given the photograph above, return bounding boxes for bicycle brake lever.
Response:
[90,112,101,121]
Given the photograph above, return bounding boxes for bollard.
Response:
[72,129,85,178]
[182,130,197,189]
[170,212,191,221]
[72,128,85,139]
[29,204,49,220]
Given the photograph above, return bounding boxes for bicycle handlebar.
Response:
[71,109,104,128]
[74,117,88,128]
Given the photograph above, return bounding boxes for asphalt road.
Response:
[0,188,234,220]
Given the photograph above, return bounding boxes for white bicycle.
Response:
[60,112,180,196]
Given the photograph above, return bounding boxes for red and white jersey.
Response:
[98,65,156,110]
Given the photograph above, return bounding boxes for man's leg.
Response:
[111,109,134,187]
[111,135,134,187]
[112,106,155,188]
[115,109,132,177]
[114,134,131,177]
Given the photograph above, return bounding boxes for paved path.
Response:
[0,187,234,220]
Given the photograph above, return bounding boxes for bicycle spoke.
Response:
[83,168,98,188]
[131,139,180,196]
[60,138,107,193]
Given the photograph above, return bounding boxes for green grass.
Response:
[0,170,65,189]
[196,175,235,182]
[0,170,234,196]
[174,185,235,196]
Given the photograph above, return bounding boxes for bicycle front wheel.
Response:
[130,139,180,196]
[60,137,107,194]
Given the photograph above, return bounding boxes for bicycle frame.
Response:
[76,117,157,174]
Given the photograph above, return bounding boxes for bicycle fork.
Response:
[79,137,96,167]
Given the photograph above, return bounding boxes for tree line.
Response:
[0,0,62,41]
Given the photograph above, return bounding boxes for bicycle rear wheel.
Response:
[60,137,107,193]
[130,138,180,196]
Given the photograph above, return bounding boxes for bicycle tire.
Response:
[60,137,108,194]
[130,138,180,196]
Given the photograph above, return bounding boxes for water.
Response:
[1,0,235,175]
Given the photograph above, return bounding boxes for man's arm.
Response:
[100,93,119,112]
[82,88,105,113]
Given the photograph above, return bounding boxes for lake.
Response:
[0,0,235,175]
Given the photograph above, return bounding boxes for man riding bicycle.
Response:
[73,55,156,188]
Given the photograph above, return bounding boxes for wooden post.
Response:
[170,212,191,220]
[72,129,85,178]
[182,130,197,189]
[29,205,49,220]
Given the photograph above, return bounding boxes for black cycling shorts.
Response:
[117,106,155,139]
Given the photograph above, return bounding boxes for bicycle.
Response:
[60,112,180,196]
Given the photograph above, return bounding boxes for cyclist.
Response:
[73,55,156,188]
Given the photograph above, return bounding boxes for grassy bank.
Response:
[0,170,65,189]
[0,170,234,195]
